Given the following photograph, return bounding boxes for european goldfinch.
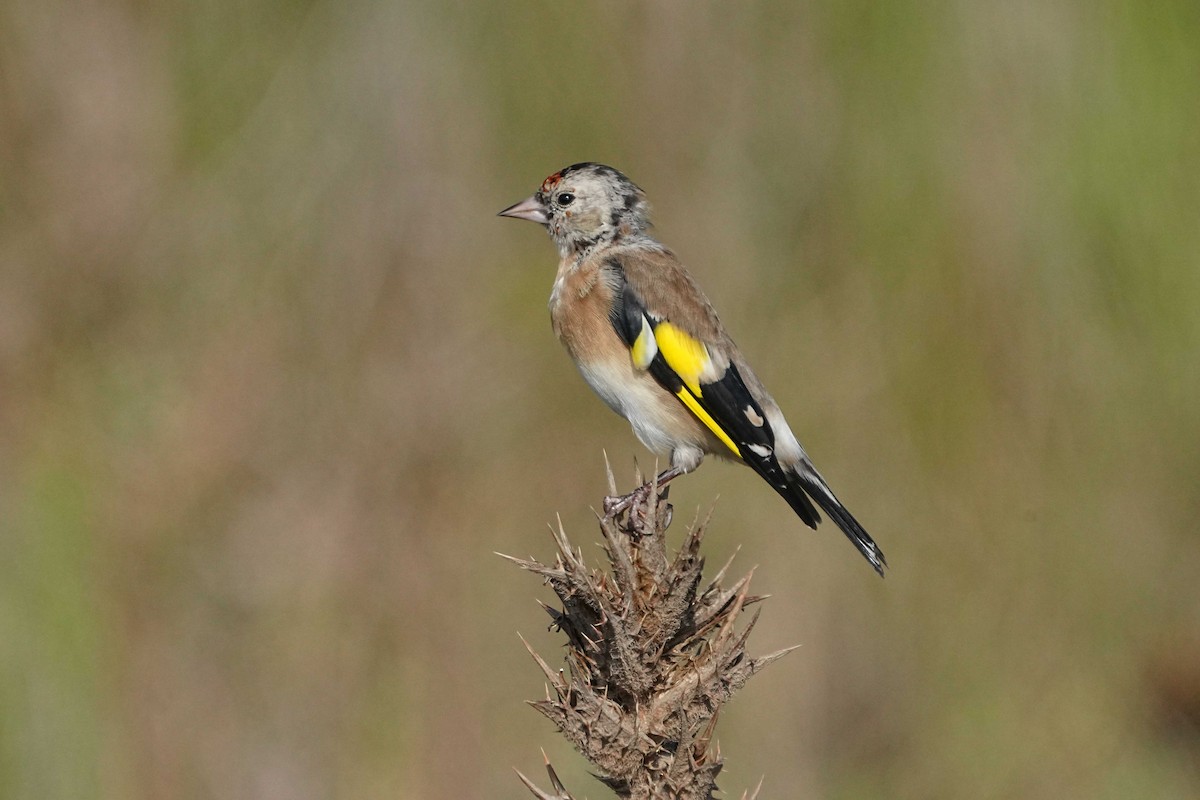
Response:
[500,163,886,576]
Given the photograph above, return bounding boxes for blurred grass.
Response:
[1,0,1198,798]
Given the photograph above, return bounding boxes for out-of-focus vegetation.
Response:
[2,1,1198,798]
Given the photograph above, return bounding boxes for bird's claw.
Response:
[603,481,672,525]
[602,486,644,518]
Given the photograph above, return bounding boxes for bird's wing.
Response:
[604,248,819,524]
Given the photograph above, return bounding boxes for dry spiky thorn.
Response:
[508,471,794,799]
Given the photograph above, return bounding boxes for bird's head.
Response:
[499,163,650,256]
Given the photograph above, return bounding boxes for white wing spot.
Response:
[631,314,658,369]
[744,406,765,427]
[747,443,773,459]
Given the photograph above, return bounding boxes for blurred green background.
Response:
[2,1,1198,797]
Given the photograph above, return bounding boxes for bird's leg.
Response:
[603,465,687,517]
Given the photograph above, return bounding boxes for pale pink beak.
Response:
[498,194,549,224]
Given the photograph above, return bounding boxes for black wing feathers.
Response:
[697,364,772,452]
[605,260,883,574]
[607,260,822,526]
[698,364,823,528]
[608,261,684,393]
[607,260,645,349]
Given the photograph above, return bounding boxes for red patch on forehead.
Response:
[540,172,563,192]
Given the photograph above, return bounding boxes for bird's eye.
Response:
[556,192,575,206]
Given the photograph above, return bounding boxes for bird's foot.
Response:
[602,466,686,519]
[602,483,653,517]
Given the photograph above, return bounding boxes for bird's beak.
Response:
[497,195,549,225]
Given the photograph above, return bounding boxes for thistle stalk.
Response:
[504,471,791,799]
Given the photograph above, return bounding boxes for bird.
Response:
[499,163,886,576]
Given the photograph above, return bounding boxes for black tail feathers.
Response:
[781,469,887,577]
[775,476,821,529]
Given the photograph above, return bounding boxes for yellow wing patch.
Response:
[654,322,711,395]
[637,319,740,457]
[675,386,741,457]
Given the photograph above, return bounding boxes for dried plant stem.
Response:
[504,474,791,799]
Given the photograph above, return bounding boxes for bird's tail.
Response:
[779,466,887,577]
